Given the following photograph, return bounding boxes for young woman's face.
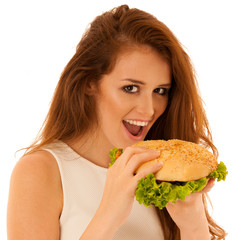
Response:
[95,46,171,149]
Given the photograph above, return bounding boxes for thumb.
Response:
[199,178,215,194]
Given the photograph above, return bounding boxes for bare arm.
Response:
[7,151,63,240]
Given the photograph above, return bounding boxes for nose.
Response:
[136,94,155,119]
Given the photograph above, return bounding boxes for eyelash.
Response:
[123,85,138,93]
[122,85,169,96]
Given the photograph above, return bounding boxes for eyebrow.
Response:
[122,78,172,87]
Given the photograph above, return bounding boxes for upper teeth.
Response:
[125,120,148,127]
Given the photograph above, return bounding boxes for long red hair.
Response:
[24,5,226,239]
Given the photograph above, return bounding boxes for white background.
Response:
[1,0,239,239]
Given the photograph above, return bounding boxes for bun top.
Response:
[134,139,218,181]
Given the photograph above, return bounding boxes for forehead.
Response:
[101,45,171,85]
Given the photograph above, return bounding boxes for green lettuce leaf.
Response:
[136,161,228,210]
[207,161,228,181]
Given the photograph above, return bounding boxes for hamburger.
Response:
[109,139,228,210]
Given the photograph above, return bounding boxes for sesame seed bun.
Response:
[134,139,218,182]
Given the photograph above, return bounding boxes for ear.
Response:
[85,81,98,95]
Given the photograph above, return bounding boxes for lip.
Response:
[122,120,148,141]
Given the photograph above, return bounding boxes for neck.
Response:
[65,133,114,168]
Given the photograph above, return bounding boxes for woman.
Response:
[7,4,226,240]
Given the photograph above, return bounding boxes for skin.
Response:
[7,150,62,239]
[7,45,212,239]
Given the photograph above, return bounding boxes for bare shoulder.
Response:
[7,150,62,239]
[12,150,61,183]
[10,150,62,201]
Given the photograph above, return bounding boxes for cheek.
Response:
[97,90,129,123]
[155,97,169,117]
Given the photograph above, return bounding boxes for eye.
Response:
[123,85,139,93]
[154,88,168,95]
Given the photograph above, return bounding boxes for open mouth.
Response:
[123,120,148,137]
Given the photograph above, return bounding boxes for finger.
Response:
[199,178,215,194]
[116,146,149,167]
[126,149,161,174]
[133,161,163,182]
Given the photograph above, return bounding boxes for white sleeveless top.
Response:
[42,141,164,240]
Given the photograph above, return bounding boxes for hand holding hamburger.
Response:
[109,139,228,210]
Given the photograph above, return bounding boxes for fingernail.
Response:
[211,179,216,186]
[151,149,161,154]
[156,161,163,167]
